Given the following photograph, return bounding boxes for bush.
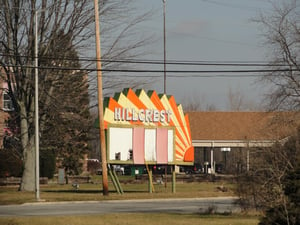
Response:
[0,148,22,177]
[259,154,300,225]
[87,160,101,175]
[40,149,56,179]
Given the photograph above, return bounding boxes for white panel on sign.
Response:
[144,129,156,162]
[168,129,174,162]
[109,127,133,161]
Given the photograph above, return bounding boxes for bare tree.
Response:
[227,87,245,111]
[0,0,153,191]
[255,0,300,110]
[182,93,204,111]
[226,86,260,111]
[236,128,300,224]
[237,1,300,216]
[182,93,218,111]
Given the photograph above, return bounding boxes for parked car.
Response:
[96,165,124,175]
[96,168,102,175]
[113,165,125,175]
[180,164,202,174]
[215,163,223,173]
[153,165,172,174]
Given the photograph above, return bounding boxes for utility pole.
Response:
[94,0,109,195]
[34,9,40,201]
[163,0,167,93]
[162,0,174,192]
[162,0,167,188]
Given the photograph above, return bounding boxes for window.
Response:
[3,91,14,111]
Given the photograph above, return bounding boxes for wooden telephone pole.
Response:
[94,0,109,195]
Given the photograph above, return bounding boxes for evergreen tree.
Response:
[39,30,91,175]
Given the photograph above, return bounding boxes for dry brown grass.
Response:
[0,177,236,205]
[0,213,259,225]
[0,177,260,225]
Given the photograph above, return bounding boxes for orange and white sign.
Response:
[103,88,194,165]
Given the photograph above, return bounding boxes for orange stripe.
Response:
[175,128,188,149]
[150,91,165,110]
[185,114,192,145]
[108,97,122,111]
[147,91,166,127]
[175,140,184,155]
[168,96,189,145]
[127,88,147,109]
[170,120,188,150]
[175,150,184,158]
[126,89,152,126]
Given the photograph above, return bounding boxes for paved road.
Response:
[0,197,240,216]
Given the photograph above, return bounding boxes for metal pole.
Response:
[247,148,250,171]
[163,0,166,93]
[34,10,40,201]
[172,165,176,193]
[162,0,168,189]
[210,142,214,174]
[94,0,109,196]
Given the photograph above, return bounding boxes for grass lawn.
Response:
[0,176,261,225]
[0,213,260,225]
[0,175,236,204]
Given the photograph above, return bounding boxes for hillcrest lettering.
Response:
[114,108,172,123]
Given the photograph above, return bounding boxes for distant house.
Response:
[0,75,14,148]
[187,111,299,174]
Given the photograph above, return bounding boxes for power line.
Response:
[200,0,264,12]
[2,64,298,78]
[97,68,297,74]
[0,53,292,67]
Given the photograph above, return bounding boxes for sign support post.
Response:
[172,165,176,193]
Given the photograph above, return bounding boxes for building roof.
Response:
[187,111,299,147]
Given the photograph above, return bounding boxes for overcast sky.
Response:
[132,0,279,110]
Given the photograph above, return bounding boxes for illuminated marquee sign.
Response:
[114,108,172,123]
[103,88,194,165]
